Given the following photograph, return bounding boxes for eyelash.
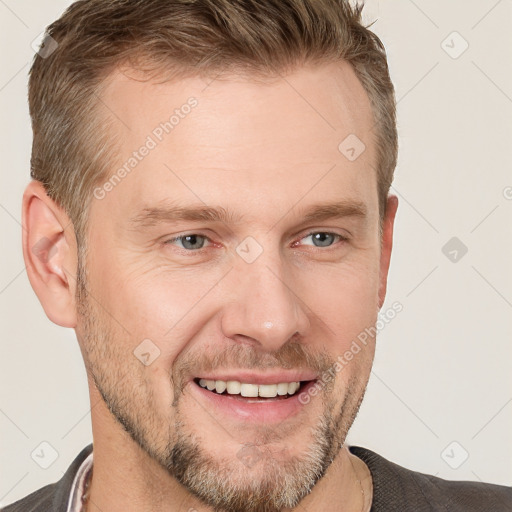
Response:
[163,231,349,253]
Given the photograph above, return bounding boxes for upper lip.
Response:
[192,370,318,385]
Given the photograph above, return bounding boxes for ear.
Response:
[378,194,398,309]
[22,180,78,328]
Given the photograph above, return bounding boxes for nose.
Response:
[220,255,310,352]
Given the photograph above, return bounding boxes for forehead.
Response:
[92,60,377,228]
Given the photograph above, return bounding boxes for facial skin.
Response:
[23,60,398,512]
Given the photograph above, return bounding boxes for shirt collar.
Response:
[66,450,93,512]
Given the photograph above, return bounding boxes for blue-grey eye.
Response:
[303,232,339,247]
[173,234,207,250]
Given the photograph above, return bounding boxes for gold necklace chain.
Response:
[350,453,372,512]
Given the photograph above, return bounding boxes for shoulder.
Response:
[349,445,512,511]
[2,444,93,512]
[1,485,56,512]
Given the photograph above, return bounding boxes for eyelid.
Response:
[301,229,350,240]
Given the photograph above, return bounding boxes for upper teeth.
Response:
[198,379,301,398]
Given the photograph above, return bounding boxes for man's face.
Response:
[77,61,387,512]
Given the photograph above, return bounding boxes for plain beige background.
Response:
[1,0,511,506]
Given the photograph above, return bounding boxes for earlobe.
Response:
[378,194,398,309]
[22,180,78,328]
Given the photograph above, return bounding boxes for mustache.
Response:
[171,341,334,394]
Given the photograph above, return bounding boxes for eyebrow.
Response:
[128,199,368,230]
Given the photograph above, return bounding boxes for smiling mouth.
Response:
[193,378,312,401]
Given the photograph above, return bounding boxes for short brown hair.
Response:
[29,0,397,256]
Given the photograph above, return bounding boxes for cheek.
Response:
[90,251,224,352]
[294,259,380,347]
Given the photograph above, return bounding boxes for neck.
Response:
[294,444,373,512]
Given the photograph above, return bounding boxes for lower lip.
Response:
[189,380,317,424]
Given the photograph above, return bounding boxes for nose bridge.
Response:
[221,250,310,350]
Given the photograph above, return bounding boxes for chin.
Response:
[162,405,341,512]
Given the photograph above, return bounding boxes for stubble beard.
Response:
[75,262,370,512]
